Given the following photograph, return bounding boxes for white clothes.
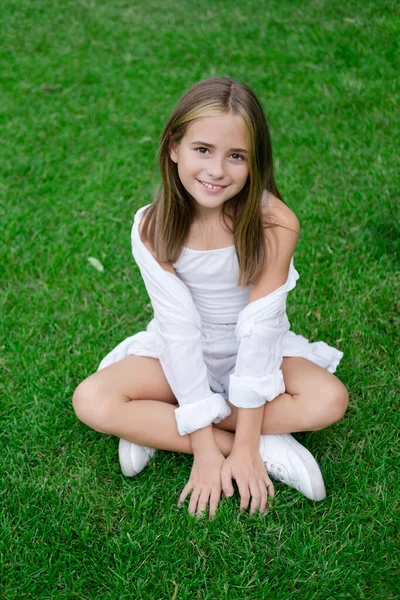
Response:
[98,203,343,436]
[172,244,250,324]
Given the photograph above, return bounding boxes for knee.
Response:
[72,378,115,433]
[325,379,349,424]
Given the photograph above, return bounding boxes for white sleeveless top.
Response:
[172,245,250,324]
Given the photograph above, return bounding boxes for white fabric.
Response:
[97,203,343,435]
[172,245,250,323]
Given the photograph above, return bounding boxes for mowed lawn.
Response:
[1,0,398,598]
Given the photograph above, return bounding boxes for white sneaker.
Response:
[259,434,326,501]
[118,438,156,477]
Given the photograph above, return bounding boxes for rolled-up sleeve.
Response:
[131,206,231,435]
[229,259,299,408]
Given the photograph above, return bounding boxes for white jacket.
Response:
[131,205,343,436]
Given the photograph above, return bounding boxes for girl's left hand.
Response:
[221,448,274,515]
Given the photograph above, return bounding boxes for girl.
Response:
[73,77,348,518]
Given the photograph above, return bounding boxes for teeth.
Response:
[201,181,222,190]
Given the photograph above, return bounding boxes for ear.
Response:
[169,138,179,163]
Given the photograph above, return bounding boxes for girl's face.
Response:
[170,113,249,218]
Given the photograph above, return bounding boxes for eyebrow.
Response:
[190,141,248,154]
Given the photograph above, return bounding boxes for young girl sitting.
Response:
[73,77,348,518]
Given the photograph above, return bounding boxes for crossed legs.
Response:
[72,355,349,456]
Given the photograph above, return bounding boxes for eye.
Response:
[231,153,246,161]
[195,147,209,155]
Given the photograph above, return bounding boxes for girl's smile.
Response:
[196,179,229,193]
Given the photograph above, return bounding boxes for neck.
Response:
[194,208,224,228]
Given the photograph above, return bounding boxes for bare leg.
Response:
[101,397,235,456]
[216,357,349,434]
[73,356,235,456]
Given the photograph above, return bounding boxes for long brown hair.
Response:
[140,77,284,286]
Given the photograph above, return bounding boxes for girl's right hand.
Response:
[178,449,225,518]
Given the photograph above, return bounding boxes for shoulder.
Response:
[248,193,299,301]
[261,192,300,234]
[261,192,299,259]
[261,193,300,259]
[138,209,176,275]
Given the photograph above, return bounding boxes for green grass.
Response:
[1,0,399,598]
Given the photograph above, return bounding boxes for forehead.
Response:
[185,114,248,147]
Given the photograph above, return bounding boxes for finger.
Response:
[188,488,201,515]
[265,476,275,500]
[259,482,268,514]
[178,481,194,506]
[196,489,211,518]
[249,481,262,516]
[209,486,221,519]
[237,481,250,513]
[221,465,234,498]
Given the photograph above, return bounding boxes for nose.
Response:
[206,156,224,180]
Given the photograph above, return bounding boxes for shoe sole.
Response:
[280,434,326,501]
